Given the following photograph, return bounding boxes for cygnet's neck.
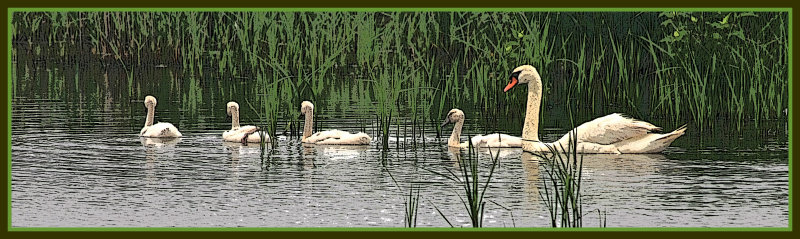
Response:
[231,109,240,130]
[448,119,464,147]
[303,111,314,140]
[145,105,155,127]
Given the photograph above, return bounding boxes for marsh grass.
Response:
[385,165,421,228]
[11,11,788,138]
[534,130,585,228]
[488,200,516,227]
[423,139,501,228]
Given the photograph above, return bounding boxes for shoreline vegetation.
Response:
[11,11,788,140]
[8,11,790,228]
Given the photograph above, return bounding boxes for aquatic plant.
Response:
[533,130,584,227]
[9,11,789,135]
[384,162,421,228]
[425,139,501,228]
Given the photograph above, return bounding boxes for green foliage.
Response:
[534,131,585,228]
[10,11,789,134]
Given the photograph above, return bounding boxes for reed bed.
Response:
[534,131,585,227]
[385,164,421,228]
[11,11,788,135]
[423,141,502,228]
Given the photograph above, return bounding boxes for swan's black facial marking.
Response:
[504,71,522,92]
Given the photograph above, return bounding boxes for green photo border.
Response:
[1,1,795,235]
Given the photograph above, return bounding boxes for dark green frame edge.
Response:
[0,0,796,237]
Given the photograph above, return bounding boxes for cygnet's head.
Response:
[441,109,465,127]
[227,101,239,116]
[300,101,314,116]
[144,95,157,108]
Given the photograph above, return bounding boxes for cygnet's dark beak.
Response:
[440,117,451,128]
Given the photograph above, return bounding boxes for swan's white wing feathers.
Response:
[223,125,266,143]
[565,113,659,145]
[238,125,258,133]
[305,130,371,145]
[468,133,522,148]
[141,122,182,138]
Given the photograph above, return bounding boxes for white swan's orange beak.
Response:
[504,71,522,92]
[504,77,518,92]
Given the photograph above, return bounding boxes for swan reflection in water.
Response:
[445,146,523,161]
[221,141,269,180]
[140,137,181,184]
[302,144,371,161]
[222,141,263,160]
[140,137,181,148]
[527,152,668,220]
[446,148,668,216]
[529,152,668,178]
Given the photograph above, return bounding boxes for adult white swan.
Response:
[222,101,269,145]
[503,65,687,154]
[441,109,522,148]
[139,95,182,138]
[300,101,371,145]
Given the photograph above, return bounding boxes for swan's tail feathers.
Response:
[643,123,662,132]
[675,124,688,135]
[617,124,686,153]
[645,124,687,152]
[326,132,371,145]
[358,133,372,145]
[632,119,662,132]
[614,113,662,132]
[659,124,687,140]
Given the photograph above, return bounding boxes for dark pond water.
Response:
[11,96,789,227]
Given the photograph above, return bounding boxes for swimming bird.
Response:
[139,96,182,138]
[222,101,268,145]
[503,65,686,154]
[300,101,371,145]
[441,109,522,148]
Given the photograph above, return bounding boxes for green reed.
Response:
[10,11,789,137]
[457,142,501,228]
[384,164,421,228]
[372,64,407,151]
[534,130,584,228]
[424,140,501,228]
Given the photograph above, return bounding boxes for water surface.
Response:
[11,98,788,227]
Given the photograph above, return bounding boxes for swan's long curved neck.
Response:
[448,119,464,147]
[522,81,542,143]
[145,105,155,127]
[303,112,313,140]
[231,109,240,129]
